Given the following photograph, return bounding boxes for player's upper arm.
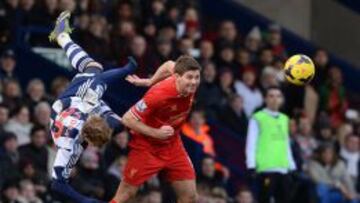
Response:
[129,86,166,121]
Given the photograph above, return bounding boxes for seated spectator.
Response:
[196,62,222,119]
[103,130,129,169]
[234,48,255,79]
[19,160,49,199]
[234,187,255,203]
[104,156,128,201]
[197,156,229,189]
[256,48,274,70]
[218,94,248,136]
[319,66,348,128]
[217,45,236,70]
[260,66,280,90]
[181,109,215,156]
[199,40,214,64]
[183,7,201,41]
[0,49,17,81]
[218,68,236,107]
[244,26,262,61]
[71,147,105,199]
[0,132,20,189]
[295,117,318,167]
[1,180,21,203]
[312,49,330,88]
[18,126,49,174]
[0,103,10,133]
[152,37,175,67]
[5,105,33,146]
[141,188,162,203]
[215,20,239,50]
[234,68,263,118]
[17,179,43,203]
[50,76,70,100]
[316,121,339,151]
[340,134,359,185]
[25,79,50,113]
[2,79,23,111]
[308,144,357,203]
[33,102,51,129]
[210,187,228,203]
[266,24,287,59]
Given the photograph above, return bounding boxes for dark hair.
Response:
[0,103,9,109]
[174,55,202,75]
[30,125,47,137]
[265,85,282,96]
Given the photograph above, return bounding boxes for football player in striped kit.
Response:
[48,11,136,203]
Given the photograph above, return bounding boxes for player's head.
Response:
[81,116,112,147]
[174,55,201,95]
[264,86,283,111]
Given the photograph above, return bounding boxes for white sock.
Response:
[57,33,72,48]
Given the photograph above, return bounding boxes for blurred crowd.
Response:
[0,0,359,203]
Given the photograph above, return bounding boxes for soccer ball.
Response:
[284,54,315,86]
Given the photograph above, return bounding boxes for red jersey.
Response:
[130,76,194,150]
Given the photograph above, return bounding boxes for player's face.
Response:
[265,89,283,111]
[176,70,200,95]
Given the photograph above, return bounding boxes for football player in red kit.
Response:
[110,55,201,203]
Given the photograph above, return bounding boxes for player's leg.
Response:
[110,149,163,203]
[110,181,139,203]
[165,147,197,203]
[49,11,102,73]
[171,180,198,203]
[95,57,137,84]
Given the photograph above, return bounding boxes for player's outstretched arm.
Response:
[122,110,174,139]
[126,60,175,87]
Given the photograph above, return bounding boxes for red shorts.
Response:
[123,144,196,186]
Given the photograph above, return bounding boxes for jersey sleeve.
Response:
[130,86,165,121]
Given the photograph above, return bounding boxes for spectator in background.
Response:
[0,133,20,189]
[319,66,348,128]
[218,68,236,107]
[215,20,239,49]
[312,49,330,88]
[2,79,22,111]
[104,156,128,201]
[103,130,129,169]
[234,49,254,79]
[196,62,222,119]
[210,187,228,203]
[218,94,248,137]
[260,66,280,90]
[110,20,136,61]
[153,37,174,67]
[18,126,49,174]
[308,144,358,203]
[199,40,214,64]
[183,7,201,41]
[244,26,262,61]
[17,179,43,203]
[58,0,76,13]
[128,35,155,77]
[50,76,69,99]
[340,134,359,185]
[266,24,287,59]
[316,121,339,150]
[0,103,10,133]
[295,117,318,167]
[234,68,263,118]
[25,79,49,113]
[19,160,49,199]
[257,48,274,70]
[5,105,32,146]
[217,45,235,70]
[18,0,37,26]
[0,49,17,81]
[197,156,229,189]
[177,37,195,56]
[181,109,215,156]
[142,188,162,203]
[246,86,296,203]
[234,187,255,203]
[81,15,110,61]
[72,148,105,199]
[1,181,21,203]
[33,102,51,129]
